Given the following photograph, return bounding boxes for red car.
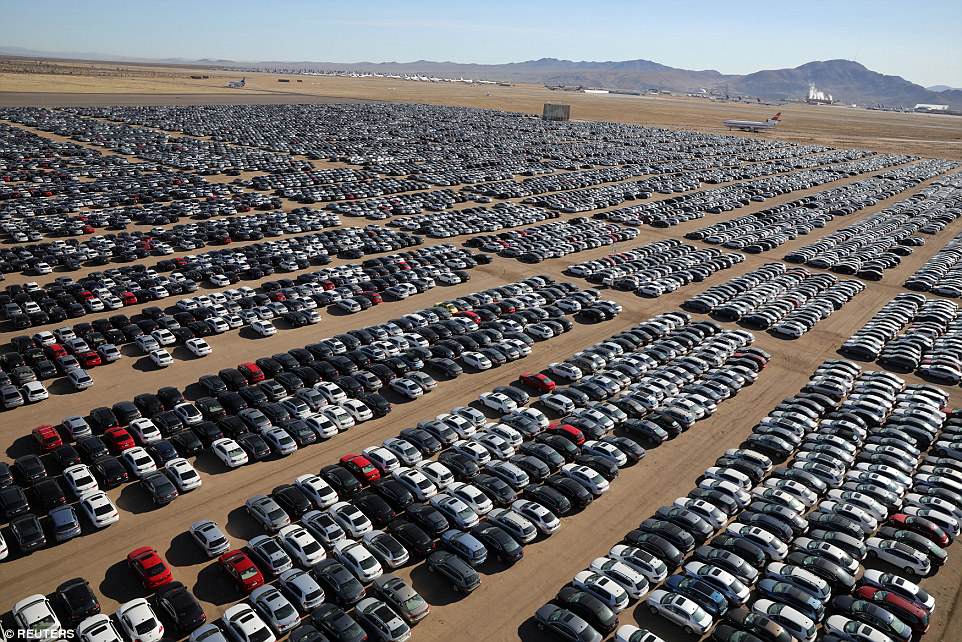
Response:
[547,423,585,446]
[360,292,382,305]
[519,372,556,393]
[887,513,950,547]
[76,351,102,368]
[32,425,63,452]
[219,549,265,593]
[339,454,381,483]
[45,343,68,360]
[121,292,138,305]
[237,362,265,384]
[853,586,930,633]
[127,546,173,590]
[456,310,480,324]
[104,426,136,453]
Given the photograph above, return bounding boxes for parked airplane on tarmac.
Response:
[723,112,782,132]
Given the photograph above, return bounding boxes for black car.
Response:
[0,484,30,518]
[237,433,272,462]
[320,465,361,499]
[52,445,82,469]
[142,471,179,506]
[272,484,312,518]
[170,430,204,457]
[147,440,180,465]
[14,455,47,485]
[198,375,228,397]
[523,484,572,516]
[544,475,593,510]
[426,550,480,594]
[312,560,366,607]
[155,581,206,632]
[32,478,67,510]
[289,625,326,642]
[553,586,619,636]
[437,451,480,481]
[157,386,185,409]
[309,603,366,642]
[191,421,224,447]
[353,491,396,527]
[405,503,449,537]
[535,434,579,462]
[518,442,566,471]
[92,456,129,489]
[56,578,101,625]
[195,397,227,421]
[360,393,391,417]
[76,435,109,462]
[134,393,164,417]
[623,529,684,570]
[472,473,518,506]
[398,428,441,456]
[10,513,46,552]
[510,456,551,483]
[470,523,523,563]
[387,520,434,559]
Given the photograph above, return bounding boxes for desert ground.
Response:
[1,59,962,642]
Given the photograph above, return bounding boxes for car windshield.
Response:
[249,628,273,642]
[134,618,157,634]
[359,556,378,570]
[94,503,114,516]
[239,567,259,580]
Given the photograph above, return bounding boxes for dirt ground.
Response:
[0,74,961,642]
[1,59,961,159]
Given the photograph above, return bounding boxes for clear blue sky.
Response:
[2,0,960,87]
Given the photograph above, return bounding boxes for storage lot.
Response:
[0,101,961,642]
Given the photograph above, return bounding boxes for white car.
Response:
[294,474,339,509]
[77,614,124,642]
[462,351,493,370]
[278,524,327,566]
[165,458,202,492]
[572,570,630,613]
[561,463,610,496]
[476,432,515,459]
[13,594,61,637]
[488,507,538,543]
[67,368,95,390]
[673,497,728,529]
[121,447,157,478]
[362,446,402,475]
[645,589,713,636]
[305,414,339,439]
[752,599,816,642]
[417,461,455,491]
[136,335,160,354]
[279,568,326,612]
[250,586,300,635]
[548,362,583,381]
[393,467,439,501]
[608,544,669,583]
[430,493,480,529]
[823,615,897,642]
[316,382,348,404]
[61,415,92,439]
[223,603,276,642]
[540,393,576,415]
[865,537,931,576]
[450,439,491,465]
[448,482,493,515]
[189,519,231,557]
[186,338,213,357]
[149,349,173,368]
[725,523,788,561]
[249,535,294,576]
[450,405,487,427]
[174,402,203,426]
[582,440,627,467]
[116,599,164,642]
[251,320,277,337]
[78,490,119,528]
[322,406,356,431]
[152,329,176,346]
[511,499,560,535]
[479,392,517,414]
[212,438,249,468]
[21,381,49,403]
[341,399,373,423]
[328,502,373,538]
[362,530,411,569]
[63,464,99,498]
[383,438,423,466]
[129,418,162,444]
[589,557,649,600]
[207,317,230,334]
[390,377,423,400]
[333,539,384,583]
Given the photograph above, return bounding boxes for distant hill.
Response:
[1,46,959,109]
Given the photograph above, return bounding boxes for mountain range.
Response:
[2,47,959,109]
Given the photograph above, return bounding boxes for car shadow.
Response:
[192,561,240,606]
[99,559,146,603]
[165,531,209,567]
[120,344,144,358]
[193,452,230,475]
[406,562,463,607]
[225,506,262,540]
[238,327,262,340]
[48,378,83,396]
[116,483,155,515]
[132,357,158,372]
[631,601,696,640]
[517,617,552,642]
[5,434,38,459]
[172,346,198,360]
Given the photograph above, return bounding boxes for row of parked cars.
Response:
[683,263,864,338]
[784,178,962,280]
[1,221,428,330]
[536,358,954,642]
[0,276,605,555]
[564,239,745,297]
[685,160,957,256]
[0,245,486,405]
[841,293,962,385]
[468,218,639,264]
[4,207,340,277]
[392,202,560,238]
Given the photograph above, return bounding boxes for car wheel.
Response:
[904,566,915,574]
[649,606,658,615]
[684,626,694,635]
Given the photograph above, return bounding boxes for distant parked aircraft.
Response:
[227,78,246,89]
[723,112,781,132]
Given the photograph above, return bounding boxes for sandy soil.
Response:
[0,87,961,642]
[0,60,960,159]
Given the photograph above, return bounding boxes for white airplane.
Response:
[723,112,782,132]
